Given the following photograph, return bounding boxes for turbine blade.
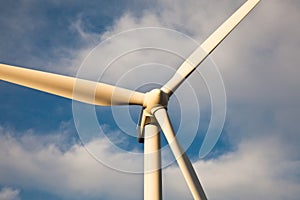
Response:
[161,0,261,95]
[0,63,145,106]
[152,106,207,200]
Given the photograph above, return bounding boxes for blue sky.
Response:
[0,0,300,199]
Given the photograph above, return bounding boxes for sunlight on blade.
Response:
[161,0,261,96]
[152,106,207,200]
[0,63,145,106]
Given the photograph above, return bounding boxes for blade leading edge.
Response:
[161,0,261,96]
[0,63,145,106]
[152,106,207,200]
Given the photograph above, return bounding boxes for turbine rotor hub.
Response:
[143,89,168,115]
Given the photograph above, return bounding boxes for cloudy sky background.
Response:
[0,0,300,199]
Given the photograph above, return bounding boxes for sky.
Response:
[0,0,300,199]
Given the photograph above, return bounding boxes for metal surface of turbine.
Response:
[0,0,260,199]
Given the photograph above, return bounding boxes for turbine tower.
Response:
[0,1,260,199]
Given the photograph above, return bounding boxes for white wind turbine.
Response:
[0,0,260,199]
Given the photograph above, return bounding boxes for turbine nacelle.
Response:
[137,88,169,143]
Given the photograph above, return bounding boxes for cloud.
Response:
[0,187,20,200]
[165,137,300,200]
[0,127,299,200]
[214,0,300,107]
[0,127,142,200]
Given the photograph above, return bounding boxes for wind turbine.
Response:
[0,0,260,199]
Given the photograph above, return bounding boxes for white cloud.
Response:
[0,129,142,200]
[0,127,299,200]
[0,187,20,200]
[164,137,300,200]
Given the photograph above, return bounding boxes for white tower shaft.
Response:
[144,117,162,200]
